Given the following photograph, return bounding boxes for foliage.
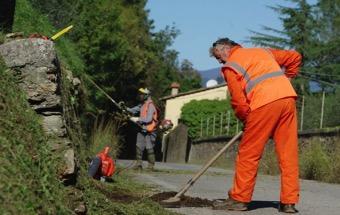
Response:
[19,0,202,116]
[180,99,238,139]
[28,0,81,29]
[0,31,5,44]
[80,174,177,215]
[259,135,340,183]
[88,118,121,159]
[250,0,340,85]
[300,140,332,181]
[65,0,200,112]
[296,88,340,130]
[0,60,71,214]
[8,1,178,213]
[71,0,151,110]
[14,0,85,74]
[178,59,202,93]
[0,0,16,33]
[250,0,340,130]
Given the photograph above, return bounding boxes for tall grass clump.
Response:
[89,118,121,159]
[259,138,340,184]
[0,32,5,44]
[299,140,332,182]
[328,142,340,183]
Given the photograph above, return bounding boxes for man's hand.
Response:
[118,101,126,110]
[129,117,139,123]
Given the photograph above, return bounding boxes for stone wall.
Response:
[0,38,79,183]
[186,128,340,165]
[188,135,239,165]
[163,123,190,163]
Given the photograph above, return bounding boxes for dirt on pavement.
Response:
[150,191,213,207]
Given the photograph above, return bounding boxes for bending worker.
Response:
[209,38,302,213]
[128,88,158,170]
[88,146,115,181]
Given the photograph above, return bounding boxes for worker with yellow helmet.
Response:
[127,88,158,170]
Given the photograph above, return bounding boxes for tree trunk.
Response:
[0,0,16,33]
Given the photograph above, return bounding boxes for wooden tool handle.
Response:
[174,131,243,199]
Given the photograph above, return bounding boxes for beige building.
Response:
[161,83,229,128]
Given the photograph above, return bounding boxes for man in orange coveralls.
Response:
[88,146,115,182]
[209,38,302,213]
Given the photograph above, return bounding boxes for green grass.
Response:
[88,118,121,159]
[259,139,340,183]
[0,60,71,214]
[78,173,177,215]
[0,61,175,213]
[300,141,331,181]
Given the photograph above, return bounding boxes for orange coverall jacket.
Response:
[97,148,115,177]
[221,46,302,122]
[221,46,302,204]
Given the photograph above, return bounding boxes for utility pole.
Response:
[320,91,325,129]
[300,95,305,131]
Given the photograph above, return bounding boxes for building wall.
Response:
[164,86,228,128]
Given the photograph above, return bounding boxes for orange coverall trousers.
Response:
[229,97,299,204]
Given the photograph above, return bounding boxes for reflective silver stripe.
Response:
[225,62,251,83]
[246,71,284,94]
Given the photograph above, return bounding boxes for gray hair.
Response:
[209,37,239,57]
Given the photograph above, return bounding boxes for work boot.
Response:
[146,148,155,171]
[133,147,143,170]
[212,197,248,211]
[278,203,298,213]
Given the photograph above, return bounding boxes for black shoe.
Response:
[278,203,298,213]
[212,198,248,211]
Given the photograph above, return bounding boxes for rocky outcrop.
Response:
[0,38,79,183]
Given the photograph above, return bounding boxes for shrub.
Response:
[300,140,332,181]
[180,99,238,139]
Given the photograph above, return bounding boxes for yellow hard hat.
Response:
[138,88,150,95]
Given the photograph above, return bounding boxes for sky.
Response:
[145,0,295,71]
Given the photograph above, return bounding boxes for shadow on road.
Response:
[248,200,279,211]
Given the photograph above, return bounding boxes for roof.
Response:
[160,83,227,101]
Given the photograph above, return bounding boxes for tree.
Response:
[178,59,202,92]
[250,0,340,91]
[0,0,16,33]
[250,0,317,94]
[70,0,154,110]
[249,0,340,129]
[28,0,80,28]
[27,0,201,113]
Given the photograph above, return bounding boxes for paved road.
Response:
[117,160,340,215]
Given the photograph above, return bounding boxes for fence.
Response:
[199,111,239,137]
[198,92,340,138]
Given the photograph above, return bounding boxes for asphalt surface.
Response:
[117,160,340,215]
